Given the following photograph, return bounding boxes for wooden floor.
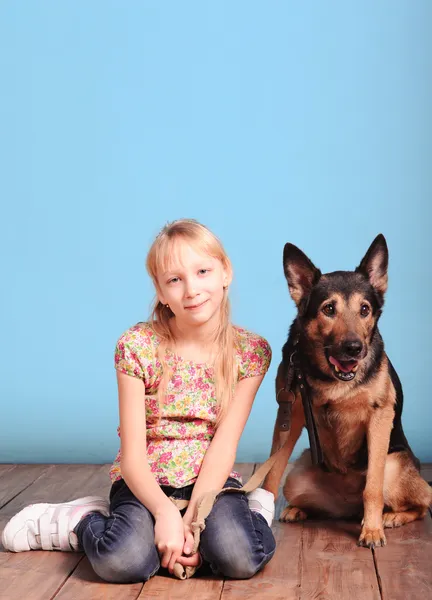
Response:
[0,464,431,600]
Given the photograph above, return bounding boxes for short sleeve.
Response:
[237,330,272,381]
[114,324,157,383]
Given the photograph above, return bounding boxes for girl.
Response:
[2,219,276,582]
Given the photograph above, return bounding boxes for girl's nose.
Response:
[185,279,198,297]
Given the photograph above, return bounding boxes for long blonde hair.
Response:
[146,219,237,424]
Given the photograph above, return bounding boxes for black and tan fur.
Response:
[263,234,432,548]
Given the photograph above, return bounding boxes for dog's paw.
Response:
[279,506,308,523]
[382,511,407,528]
[357,525,386,548]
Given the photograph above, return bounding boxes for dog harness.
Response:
[276,340,419,472]
[276,335,325,467]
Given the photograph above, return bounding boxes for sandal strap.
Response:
[57,512,73,551]
[39,512,54,550]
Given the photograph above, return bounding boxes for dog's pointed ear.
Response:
[283,243,321,310]
[355,234,388,297]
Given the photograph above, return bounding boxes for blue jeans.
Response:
[74,477,276,583]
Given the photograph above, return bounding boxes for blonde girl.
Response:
[2,219,276,582]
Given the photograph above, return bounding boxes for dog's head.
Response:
[283,234,388,382]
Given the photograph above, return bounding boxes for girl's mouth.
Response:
[184,299,209,311]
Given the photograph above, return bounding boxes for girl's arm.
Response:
[182,374,264,529]
[117,371,171,515]
[117,371,185,573]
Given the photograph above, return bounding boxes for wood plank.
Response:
[0,464,52,509]
[1,461,429,599]
[300,520,380,600]
[139,575,224,600]
[1,554,86,600]
[0,464,112,600]
[373,511,432,600]
[53,558,143,600]
[0,465,18,479]
[138,463,256,600]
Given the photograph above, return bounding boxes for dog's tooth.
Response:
[352,365,359,372]
[334,365,340,373]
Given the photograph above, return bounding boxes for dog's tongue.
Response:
[329,356,358,373]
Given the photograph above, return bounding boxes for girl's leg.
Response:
[199,478,276,579]
[74,479,160,583]
[2,479,160,584]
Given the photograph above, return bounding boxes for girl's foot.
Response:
[247,488,275,527]
[2,496,109,552]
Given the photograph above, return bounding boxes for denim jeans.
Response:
[74,477,276,583]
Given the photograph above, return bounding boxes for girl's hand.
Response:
[154,505,185,574]
[176,552,202,568]
[183,521,195,556]
[178,518,202,569]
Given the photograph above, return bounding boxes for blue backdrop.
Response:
[1,1,430,463]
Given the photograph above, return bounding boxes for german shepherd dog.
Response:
[263,234,432,548]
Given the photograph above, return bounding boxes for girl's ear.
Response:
[222,263,233,288]
[154,281,166,305]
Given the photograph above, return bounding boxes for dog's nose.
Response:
[342,339,363,357]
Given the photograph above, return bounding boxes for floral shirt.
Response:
[110,322,272,488]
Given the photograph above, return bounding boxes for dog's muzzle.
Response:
[328,355,360,381]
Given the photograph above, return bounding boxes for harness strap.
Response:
[276,339,325,468]
[294,365,324,467]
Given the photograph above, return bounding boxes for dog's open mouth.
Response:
[328,356,359,381]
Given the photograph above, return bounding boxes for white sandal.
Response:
[2,496,109,552]
[247,488,275,527]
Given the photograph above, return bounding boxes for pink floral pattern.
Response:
[110,322,272,488]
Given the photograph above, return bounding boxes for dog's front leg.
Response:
[263,397,305,498]
[358,405,394,548]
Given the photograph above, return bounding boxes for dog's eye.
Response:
[360,304,370,317]
[322,303,335,316]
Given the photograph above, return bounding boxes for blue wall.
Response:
[1,2,431,463]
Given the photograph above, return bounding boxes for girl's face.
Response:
[157,241,230,328]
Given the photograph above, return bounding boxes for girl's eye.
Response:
[198,269,210,275]
[322,303,335,316]
[167,277,179,284]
